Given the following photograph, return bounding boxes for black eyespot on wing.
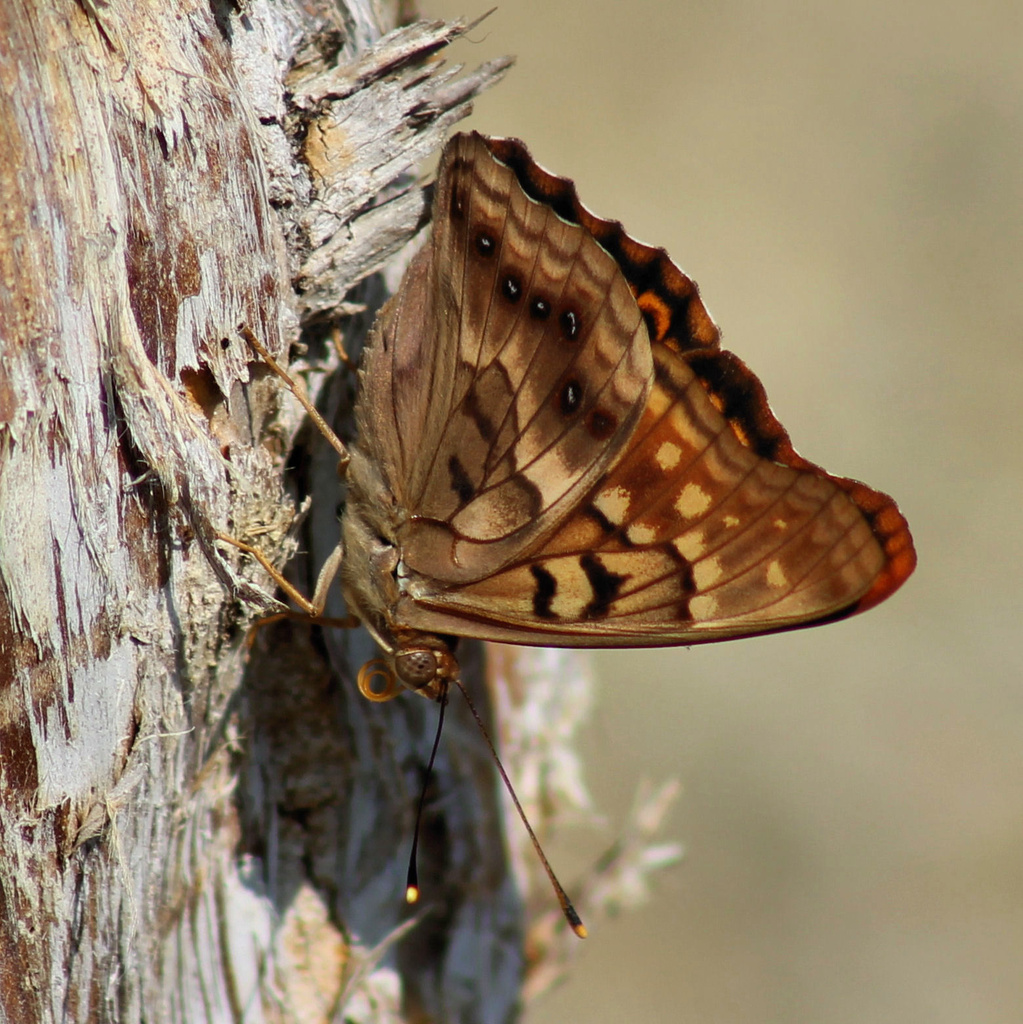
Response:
[502,275,522,302]
[475,231,495,257]
[447,157,470,221]
[560,308,580,341]
[559,379,583,415]
[449,184,466,221]
[586,408,617,440]
[530,296,551,320]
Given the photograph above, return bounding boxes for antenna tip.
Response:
[405,885,420,905]
[565,905,587,938]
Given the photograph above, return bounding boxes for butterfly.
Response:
[243,131,915,703]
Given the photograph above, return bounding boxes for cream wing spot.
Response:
[593,484,632,527]
[548,559,594,619]
[675,482,712,520]
[655,440,682,471]
[689,593,719,620]
[626,523,658,545]
[693,557,725,591]
[674,532,705,562]
[766,560,788,588]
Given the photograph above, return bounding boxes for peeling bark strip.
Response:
[287,18,515,320]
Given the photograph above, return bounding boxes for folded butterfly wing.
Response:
[350,131,915,656]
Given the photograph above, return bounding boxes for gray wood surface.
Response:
[0,2,529,1020]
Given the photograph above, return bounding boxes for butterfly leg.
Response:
[309,540,346,618]
[220,528,392,702]
[226,329,357,629]
[237,325,350,474]
[330,323,354,369]
[216,532,358,629]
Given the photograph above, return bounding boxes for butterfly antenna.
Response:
[405,685,449,906]
[452,677,587,939]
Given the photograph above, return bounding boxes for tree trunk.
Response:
[0,2,526,1020]
[1,3,682,1021]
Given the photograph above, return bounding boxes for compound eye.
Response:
[395,649,438,689]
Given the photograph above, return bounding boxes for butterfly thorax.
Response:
[341,444,459,700]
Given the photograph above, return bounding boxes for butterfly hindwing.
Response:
[404,341,912,644]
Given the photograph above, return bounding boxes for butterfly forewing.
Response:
[373,133,657,584]
[355,132,915,656]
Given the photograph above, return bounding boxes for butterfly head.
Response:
[356,634,459,703]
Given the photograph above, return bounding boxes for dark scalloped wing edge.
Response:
[472,132,916,611]
[484,134,722,356]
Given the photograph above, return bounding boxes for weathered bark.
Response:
[0,1,521,1020]
[0,3,681,1021]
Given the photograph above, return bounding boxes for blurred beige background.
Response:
[421,3,1022,1021]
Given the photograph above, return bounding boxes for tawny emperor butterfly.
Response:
[243,130,915,702]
